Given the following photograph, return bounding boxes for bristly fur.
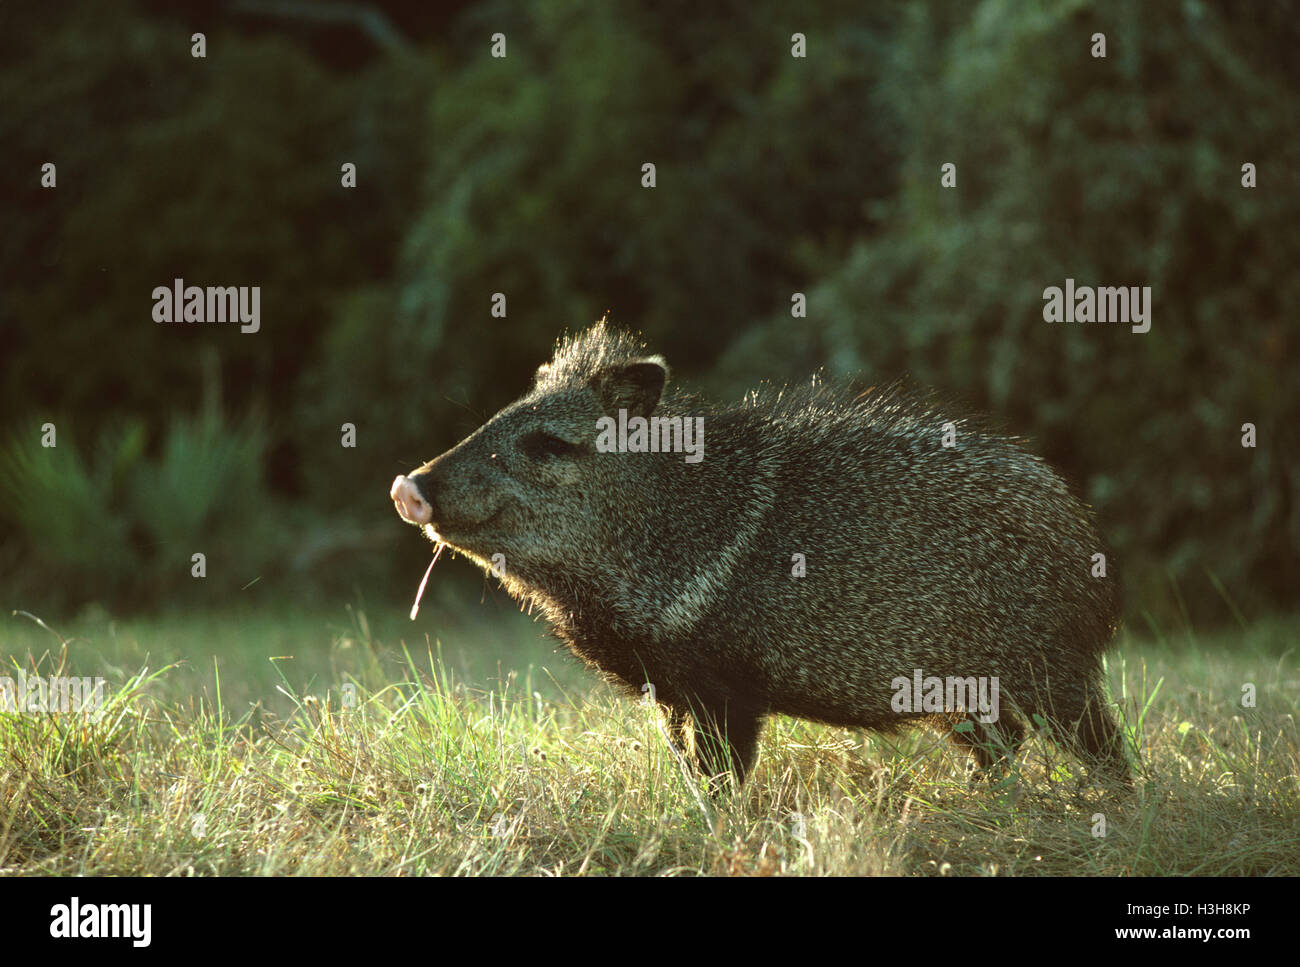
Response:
[534,319,661,391]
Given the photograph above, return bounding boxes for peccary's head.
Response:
[390,323,667,583]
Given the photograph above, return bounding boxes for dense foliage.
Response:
[2,0,1295,624]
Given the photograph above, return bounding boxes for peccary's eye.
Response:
[520,430,582,460]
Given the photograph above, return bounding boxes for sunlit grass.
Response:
[1,607,1296,875]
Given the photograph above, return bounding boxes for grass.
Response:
[1,600,1297,876]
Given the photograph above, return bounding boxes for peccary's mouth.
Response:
[424,507,508,548]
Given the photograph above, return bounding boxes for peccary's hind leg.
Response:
[688,700,761,788]
[1071,693,1131,784]
[1041,682,1132,785]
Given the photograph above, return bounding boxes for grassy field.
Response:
[1,597,1297,876]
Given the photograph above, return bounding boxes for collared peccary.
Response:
[390,322,1129,787]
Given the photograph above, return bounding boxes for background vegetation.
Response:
[3,0,1296,625]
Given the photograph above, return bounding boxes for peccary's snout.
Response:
[390,473,433,526]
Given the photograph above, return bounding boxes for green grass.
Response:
[1,602,1297,875]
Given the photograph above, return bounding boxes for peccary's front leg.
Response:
[687,699,762,788]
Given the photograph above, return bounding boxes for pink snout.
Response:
[391,474,432,525]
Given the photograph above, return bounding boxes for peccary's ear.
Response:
[593,356,667,418]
